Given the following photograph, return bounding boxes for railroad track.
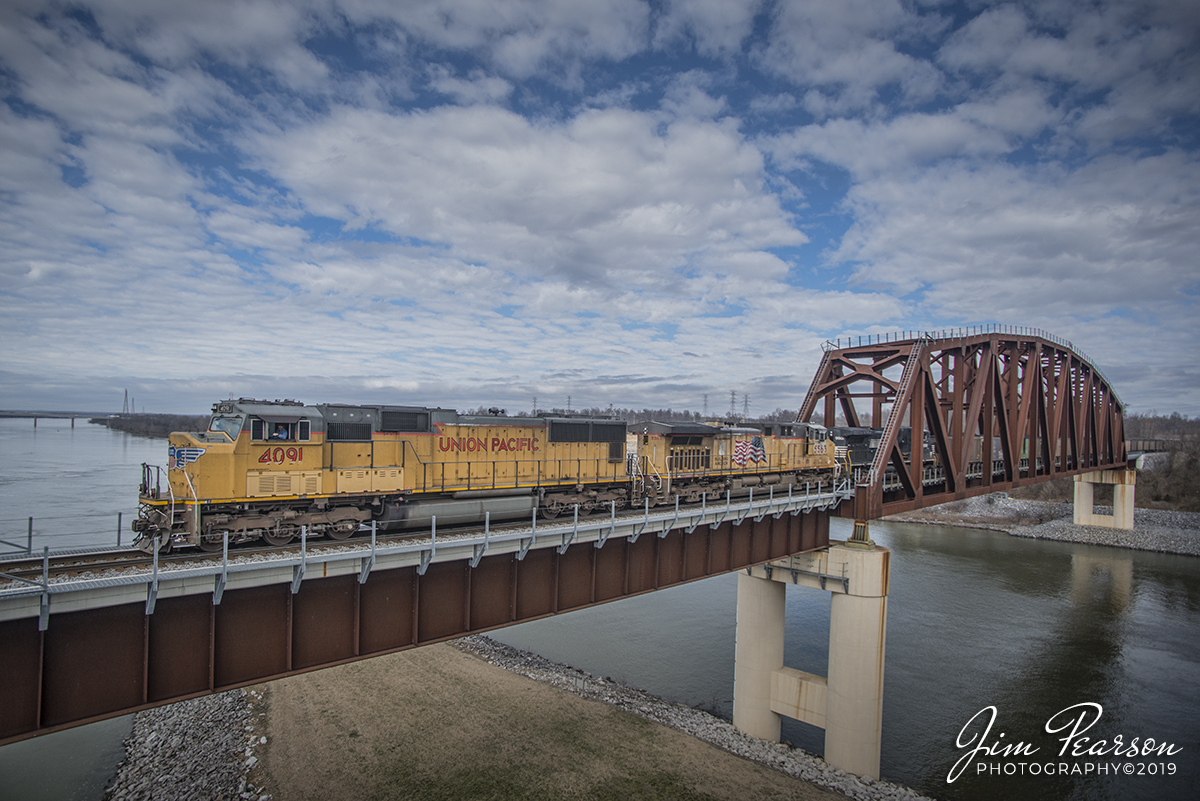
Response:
[1,486,843,586]
[0,516,568,584]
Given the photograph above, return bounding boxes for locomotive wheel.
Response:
[263,529,295,546]
[197,535,224,553]
[541,501,565,519]
[325,521,357,541]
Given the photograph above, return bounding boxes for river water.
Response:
[1,418,1197,800]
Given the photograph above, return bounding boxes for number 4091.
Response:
[259,447,301,464]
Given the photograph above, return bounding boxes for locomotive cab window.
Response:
[208,415,244,440]
[252,418,309,441]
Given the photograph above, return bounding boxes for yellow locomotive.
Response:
[135,398,840,551]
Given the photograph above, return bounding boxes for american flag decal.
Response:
[733,436,767,466]
[169,445,206,469]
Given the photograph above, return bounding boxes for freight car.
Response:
[134,399,841,552]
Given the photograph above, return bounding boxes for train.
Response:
[133,398,845,552]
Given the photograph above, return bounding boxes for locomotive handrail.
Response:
[400,439,630,496]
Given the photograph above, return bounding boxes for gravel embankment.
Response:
[452,635,933,801]
[886,493,1200,556]
[104,688,270,801]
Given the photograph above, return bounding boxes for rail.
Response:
[0,479,855,610]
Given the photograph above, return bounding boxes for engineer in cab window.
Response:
[272,425,288,440]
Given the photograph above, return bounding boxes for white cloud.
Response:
[938,1,1200,148]
[428,66,513,104]
[341,0,650,79]
[758,0,947,113]
[652,0,763,58]
[241,103,804,289]
[831,151,1200,301]
[769,112,1015,178]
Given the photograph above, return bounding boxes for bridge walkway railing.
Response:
[0,480,855,618]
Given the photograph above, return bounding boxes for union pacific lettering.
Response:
[437,435,540,453]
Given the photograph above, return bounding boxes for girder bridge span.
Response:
[0,482,850,746]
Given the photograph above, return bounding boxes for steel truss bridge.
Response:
[798,325,1127,521]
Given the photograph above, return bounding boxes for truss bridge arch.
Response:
[797,325,1127,520]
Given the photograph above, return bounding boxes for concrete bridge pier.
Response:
[1074,468,1136,530]
[733,542,890,779]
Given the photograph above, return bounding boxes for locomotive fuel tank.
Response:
[375,491,537,530]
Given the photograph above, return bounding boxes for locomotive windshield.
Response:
[208,415,244,440]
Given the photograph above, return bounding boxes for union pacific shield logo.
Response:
[169,445,206,469]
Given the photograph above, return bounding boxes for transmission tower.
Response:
[743,394,750,422]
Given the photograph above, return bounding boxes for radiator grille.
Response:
[550,420,627,443]
[380,411,428,432]
[327,422,373,441]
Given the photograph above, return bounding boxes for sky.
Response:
[1,0,1198,418]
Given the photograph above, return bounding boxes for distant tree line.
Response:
[90,414,210,438]
[1125,413,1199,512]
[1008,412,1199,512]
[1123,411,1200,441]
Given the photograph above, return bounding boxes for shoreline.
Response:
[883,494,1200,557]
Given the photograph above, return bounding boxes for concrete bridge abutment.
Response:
[733,542,889,780]
[1073,468,1136,530]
